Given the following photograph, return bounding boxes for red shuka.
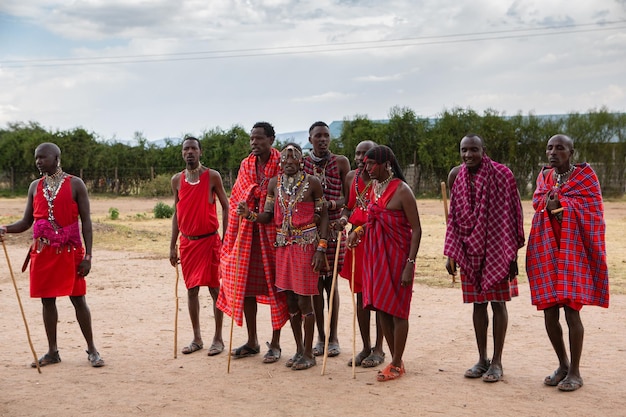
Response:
[217,149,289,330]
[30,177,86,298]
[176,170,221,289]
[362,179,413,319]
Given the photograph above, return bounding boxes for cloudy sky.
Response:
[1,0,625,142]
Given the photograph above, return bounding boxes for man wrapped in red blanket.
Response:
[526,134,609,392]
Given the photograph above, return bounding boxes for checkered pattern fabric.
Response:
[526,163,609,309]
[444,156,525,294]
[216,149,289,330]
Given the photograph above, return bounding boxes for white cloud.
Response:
[0,0,625,139]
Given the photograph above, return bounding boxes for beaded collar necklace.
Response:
[185,165,202,185]
[277,172,309,230]
[373,174,393,201]
[42,167,66,230]
[554,164,575,188]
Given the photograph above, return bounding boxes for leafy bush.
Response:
[140,174,173,197]
[153,201,174,219]
[108,207,119,220]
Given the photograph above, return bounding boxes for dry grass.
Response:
[2,196,625,293]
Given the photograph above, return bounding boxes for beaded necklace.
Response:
[184,165,202,185]
[277,172,309,229]
[42,167,66,230]
[310,157,329,189]
[554,164,575,188]
[353,168,372,210]
[373,174,393,201]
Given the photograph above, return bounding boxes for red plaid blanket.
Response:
[526,163,609,308]
[216,149,289,330]
[444,156,525,293]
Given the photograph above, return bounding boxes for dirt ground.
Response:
[1,197,625,417]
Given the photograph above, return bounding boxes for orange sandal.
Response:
[376,362,405,382]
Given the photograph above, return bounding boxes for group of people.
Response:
[0,127,609,389]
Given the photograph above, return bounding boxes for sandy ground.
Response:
[1,197,625,417]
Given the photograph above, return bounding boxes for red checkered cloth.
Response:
[461,274,518,303]
[216,149,289,330]
[303,154,346,275]
[340,174,370,292]
[526,163,609,309]
[444,156,525,294]
[362,179,413,319]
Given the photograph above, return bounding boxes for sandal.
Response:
[376,362,405,382]
[207,342,224,356]
[291,355,316,371]
[262,342,281,364]
[286,353,302,368]
[464,359,490,378]
[312,342,324,357]
[87,351,105,367]
[182,341,203,355]
[231,344,260,359]
[347,350,370,367]
[31,352,61,368]
[361,350,385,368]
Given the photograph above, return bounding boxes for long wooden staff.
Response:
[1,237,41,373]
[173,250,180,359]
[441,182,456,284]
[321,231,343,375]
[227,217,244,373]
[350,247,357,379]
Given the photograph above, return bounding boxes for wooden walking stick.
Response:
[173,249,180,359]
[1,237,41,373]
[350,248,357,379]
[227,218,244,374]
[321,231,343,376]
[441,181,456,284]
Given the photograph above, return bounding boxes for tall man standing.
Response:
[169,136,228,356]
[0,142,104,368]
[444,134,524,383]
[526,134,609,392]
[302,121,351,358]
[217,122,289,364]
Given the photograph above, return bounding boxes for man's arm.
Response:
[338,169,355,229]
[1,180,37,234]
[169,173,181,267]
[210,169,230,238]
[74,177,93,276]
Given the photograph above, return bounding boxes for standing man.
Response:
[303,121,350,358]
[526,134,609,392]
[169,136,228,356]
[216,122,289,364]
[237,143,329,370]
[444,134,524,383]
[338,140,385,368]
[347,145,422,381]
[0,142,104,368]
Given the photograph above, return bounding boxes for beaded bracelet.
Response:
[247,211,258,222]
[317,239,328,253]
